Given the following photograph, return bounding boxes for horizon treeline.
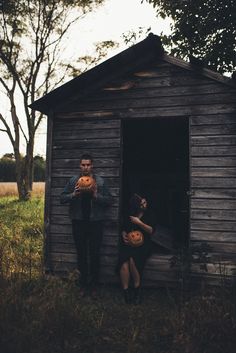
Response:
[0,154,45,182]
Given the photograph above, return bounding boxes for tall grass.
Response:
[0,182,45,197]
[0,196,44,279]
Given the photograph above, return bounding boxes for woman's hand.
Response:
[129,216,141,225]
[122,231,129,244]
[130,216,153,235]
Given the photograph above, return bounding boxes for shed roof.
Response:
[30,33,236,114]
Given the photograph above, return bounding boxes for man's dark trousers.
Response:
[72,220,103,287]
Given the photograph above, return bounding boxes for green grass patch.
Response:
[0,196,44,279]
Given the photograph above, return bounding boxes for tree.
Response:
[145,0,236,74]
[0,0,106,200]
[33,155,46,181]
[0,153,16,181]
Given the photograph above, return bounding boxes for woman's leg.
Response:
[120,261,132,303]
[129,257,141,288]
[120,261,130,289]
[129,257,142,304]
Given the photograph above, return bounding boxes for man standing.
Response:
[60,153,112,296]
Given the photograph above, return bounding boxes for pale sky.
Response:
[0,0,172,158]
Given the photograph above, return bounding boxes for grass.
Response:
[0,182,45,197]
[0,194,236,353]
[0,195,44,279]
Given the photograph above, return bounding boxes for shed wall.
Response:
[190,113,236,283]
[48,60,236,285]
[48,118,121,281]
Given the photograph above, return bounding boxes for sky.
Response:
[0,0,172,158]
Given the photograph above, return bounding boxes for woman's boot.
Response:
[123,288,131,304]
[133,286,141,305]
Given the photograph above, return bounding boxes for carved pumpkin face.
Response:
[76,176,95,191]
[127,230,144,247]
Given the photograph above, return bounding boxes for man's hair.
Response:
[80,153,93,163]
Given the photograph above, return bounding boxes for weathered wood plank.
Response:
[191,124,236,136]
[73,93,236,111]
[53,138,120,150]
[191,189,236,199]
[191,219,236,232]
[119,104,236,118]
[51,168,119,178]
[192,177,236,188]
[50,221,119,235]
[192,145,236,157]
[53,128,121,140]
[44,114,53,272]
[54,119,120,129]
[51,252,77,263]
[90,84,232,101]
[191,209,236,221]
[190,114,236,125]
[50,242,118,255]
[52,158,120,169]
[105,75,211,89]
[191,262,236,275]
[191,230,236,242]
[191,167,236,177]
[193,241,236,254]
[192,157,236,167]
[52,149,121,159]
[191,135,236,146]
[191,198,236,209]
[142,270,179,282]
[57,104,236,119]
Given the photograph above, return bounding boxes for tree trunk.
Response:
[15,142,34,201]
[26,137,35,191]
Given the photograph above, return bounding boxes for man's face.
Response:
[80,159,93,175]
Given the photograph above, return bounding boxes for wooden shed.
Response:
[31,33,236,286]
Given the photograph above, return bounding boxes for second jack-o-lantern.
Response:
[127,230,144,247]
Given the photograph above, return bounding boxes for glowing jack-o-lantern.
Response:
[127,230,144,247]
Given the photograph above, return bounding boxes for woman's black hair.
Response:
[129,193,143,215]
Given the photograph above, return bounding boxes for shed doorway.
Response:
[121,118,189,251]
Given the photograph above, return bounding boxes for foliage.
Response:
[33,155,46,181]
[67,40,119,76]
[0,155,46,181]
[0,156,16,181]
[122,26,152,46]
[0,196,44,279]
[145,0,236,74]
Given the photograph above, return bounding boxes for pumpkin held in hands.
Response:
[76,176,95,192]
[127,230,144,247]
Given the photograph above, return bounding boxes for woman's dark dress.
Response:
[117,211,156,275]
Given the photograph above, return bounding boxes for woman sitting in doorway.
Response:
[117,193,156,304]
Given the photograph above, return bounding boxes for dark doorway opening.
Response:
[122,118,189,251]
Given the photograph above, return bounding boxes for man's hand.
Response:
[91,182,98,198]
[72,184,81,198]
